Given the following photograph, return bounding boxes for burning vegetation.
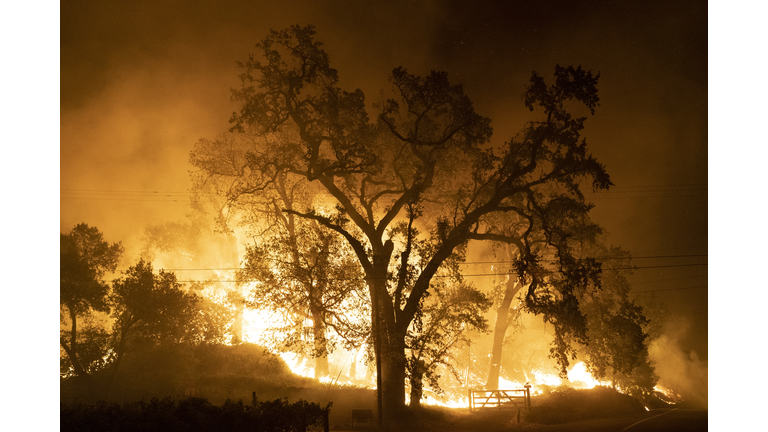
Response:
[61,24,689,428]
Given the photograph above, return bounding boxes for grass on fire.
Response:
[61,344,655,429]
[60,343,376,427]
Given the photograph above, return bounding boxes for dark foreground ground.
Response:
[332,406,707,432]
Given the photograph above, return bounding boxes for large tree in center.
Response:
[223,25,612,421]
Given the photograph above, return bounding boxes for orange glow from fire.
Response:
[531,369,562,388]
[653,384,682,404]
[419,394,469,408]
[498,376,527,389]
[567,362,609,388]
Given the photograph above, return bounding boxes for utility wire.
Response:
[631,275,708,285]
[118,253,706,272]
[106,263,707,284]
[62,183,706,202]
[630,285,708,294]
[62,183,706,195]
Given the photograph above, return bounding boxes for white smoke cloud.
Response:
[649,317,707,408]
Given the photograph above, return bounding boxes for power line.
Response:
[62,197,190,203]
[106,263,706,283]
[116,254,707,272]
[457,254,707,265]
[61,188,192,195]
[630,285,708,294]
[61,183,707,203]
[60,188,194,203]
[631,242,708,256]
[631,275,708,285]
[62,184,707,195]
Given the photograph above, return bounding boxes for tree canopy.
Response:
[217,24,613,419]
[110,260,202,356]
[61,225,233,399]
[61,223,124,317]
[60,223,123,381]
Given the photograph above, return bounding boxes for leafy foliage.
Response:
[405,280,491,406]
[239,221,369,358]
[209,24,614,416]
[189,123,372,376]
[110,260,202,355]
[60,223,124,316]
[60,223,123,379]
[575,245,658,397]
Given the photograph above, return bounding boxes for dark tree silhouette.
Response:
[107,260,201,390]
[60,223,123,386]
[190,130,371,378]
[484,244,526,389]
[238,211,370,378]
[218,25,611,421]
[406,279,490,407]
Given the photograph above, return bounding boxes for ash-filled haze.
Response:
[60,0,708,408]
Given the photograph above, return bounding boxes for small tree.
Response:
[107,260,201,384]
[190,127,372,378]
[484,243,528,389]
[60,223,123,382]
[238,218,370,378]
[406,280,490,407]
[576,244,658,397]
[140,213,243,344]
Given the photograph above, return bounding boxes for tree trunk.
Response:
[311,307,330,378]
[310,229,332,379]
[409,360,426,408]
[349,349,358,379]
[64,307,89,379]
[380,334,407,419]
[226,233,244,342]
[368,241,411,423]
[486,275,522,389]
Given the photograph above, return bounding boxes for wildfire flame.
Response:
[418,394,468,408]
[531,369,562,388]
[653,384,682,404]
[498,376,527,389]
[566,362,609,389]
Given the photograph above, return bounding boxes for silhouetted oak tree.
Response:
[484,243,527,389]
[406,279,490,407]
[480,214,656,392]
[140,215,242,344]
[238,210,370,378]
[190,131,371,378]
[220,25,611,420]
[575,243,658,398]
[60,223,123,383]
[107,260,201,386]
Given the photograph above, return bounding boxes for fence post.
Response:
[524,384,531,411]
[468,388,473,412]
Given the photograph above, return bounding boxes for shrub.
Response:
[526,385,645,424]
[60,396,329,432]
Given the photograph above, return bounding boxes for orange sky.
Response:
[61,1,708,362]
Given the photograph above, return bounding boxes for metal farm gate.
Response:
[468,384,532,411]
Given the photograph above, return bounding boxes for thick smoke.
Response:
[60,0,707,407]
[649,317,708,408]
